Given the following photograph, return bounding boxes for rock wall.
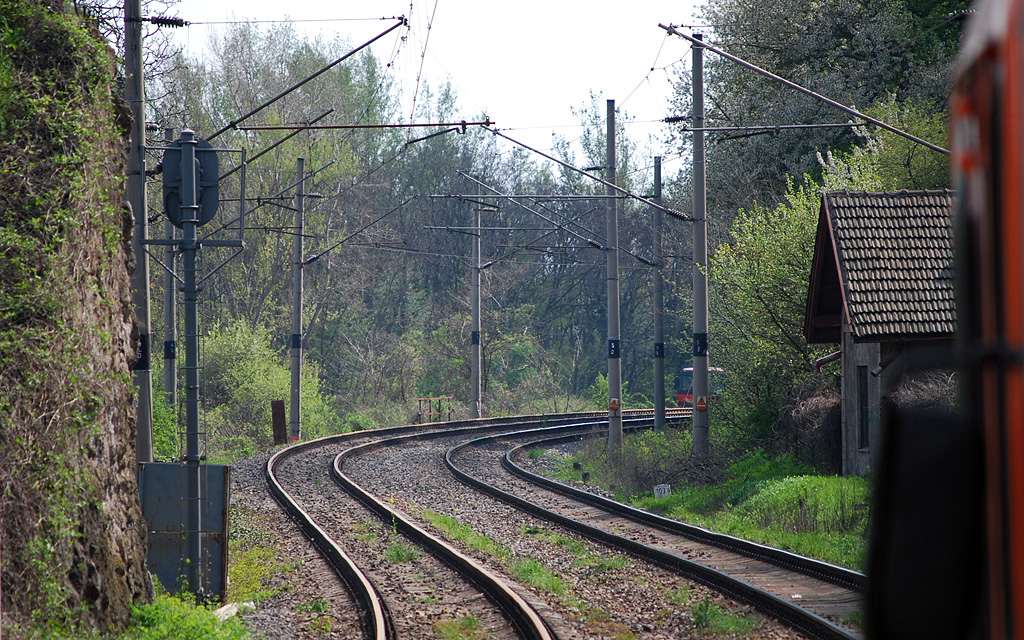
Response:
[0,0,154,635]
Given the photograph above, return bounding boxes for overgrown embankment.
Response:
[559,433,870,570]
[1,0,153,636]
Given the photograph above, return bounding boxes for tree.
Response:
[668,0,966,221]
[708,152,885,447]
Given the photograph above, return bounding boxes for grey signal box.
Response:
[162,134,219,227]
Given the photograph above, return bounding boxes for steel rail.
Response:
[264,411,634,640]
[332,444,556,640]
[503,433,866,592]
[444,419,863,640]
[266,439,394,640]
[264,409,679,638]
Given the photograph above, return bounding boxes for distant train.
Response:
[866,0,1024,638]
[674,366,724,408]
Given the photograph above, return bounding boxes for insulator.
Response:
[148,16,186,28]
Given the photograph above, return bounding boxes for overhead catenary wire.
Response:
[659,24,950,155]
[457,172,606,250]
[485,127,694,222]
[184,16,404,25]
[219,110,334,181]
[207,17,408,142]
[407,0,441,134]
[304,197,415,265]
[454,173,657,268]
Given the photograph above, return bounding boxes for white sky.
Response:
[168,0,702,159]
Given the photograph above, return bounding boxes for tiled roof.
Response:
[825,190,956,342]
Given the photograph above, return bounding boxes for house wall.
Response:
[841,323,881,476]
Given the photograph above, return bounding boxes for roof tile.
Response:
[825,189,956,341]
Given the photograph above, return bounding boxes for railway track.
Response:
[445,421,865,639]
[266,413,613,639]
[268,412,864,639]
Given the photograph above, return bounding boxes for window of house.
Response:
[857,365,869,449]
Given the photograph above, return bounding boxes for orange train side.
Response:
[952,0,1024,636]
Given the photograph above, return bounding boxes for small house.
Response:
[804,190,956,476]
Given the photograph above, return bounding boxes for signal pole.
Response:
[178,130,203,595]
[125,0,154,462]
[471,180,482,418]
[290,158,305,442]
[692,34,711,456]
[652,157,666,430]
[606,99,623,452]
[163,129,177,410]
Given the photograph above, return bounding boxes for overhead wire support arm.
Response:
[303,196,415,265]
[236,119,494,132]
[457,172,607,249]
[658,24,950,155]
[220,110,334,181]
[430,194,627,200]
[662,121,866,133]
[484,127,694,222]
[450,172,660,269]
[207,17,407,142]
[202,161,335,240]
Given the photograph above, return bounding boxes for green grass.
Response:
[526,448,545,459]
[579,554,631,574]
[385,541,420,563]
[665,585,690,606]
[228,506,299,603]
[296,598,328,614]
[423,511,508,559]
[634,473,870,569]
[510,557,564,596]
[692,597,757,635]
[618,451,871,570]
[228,546,295,603]
[305,614,332,636]
[523,525,630,574]
[434,614,486,640]
[352,519,382,543]
[122,594,252,639]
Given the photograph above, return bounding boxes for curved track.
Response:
[444,421,864,640]
[266,413,614,640]
[267,436,394,640]
[269,412,865,640]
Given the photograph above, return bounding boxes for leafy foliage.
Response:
[123,595,251,640]
[200,320,342,461]
[708,177,830,445]
[1,2,153,634]
[668,0,963,219]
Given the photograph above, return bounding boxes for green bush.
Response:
[151,390,179,462]
[123,594,250,640]
[341,412,379,432]
[200,320,342,461]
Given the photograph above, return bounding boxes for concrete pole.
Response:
[125,0,154,463]
[471,182,482,418]
[652,157,666,430]
[606,99,623,452]
[692,34,711,457]
[163,129,177,410]
[179,130,203,595]
[290,158,304,442]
